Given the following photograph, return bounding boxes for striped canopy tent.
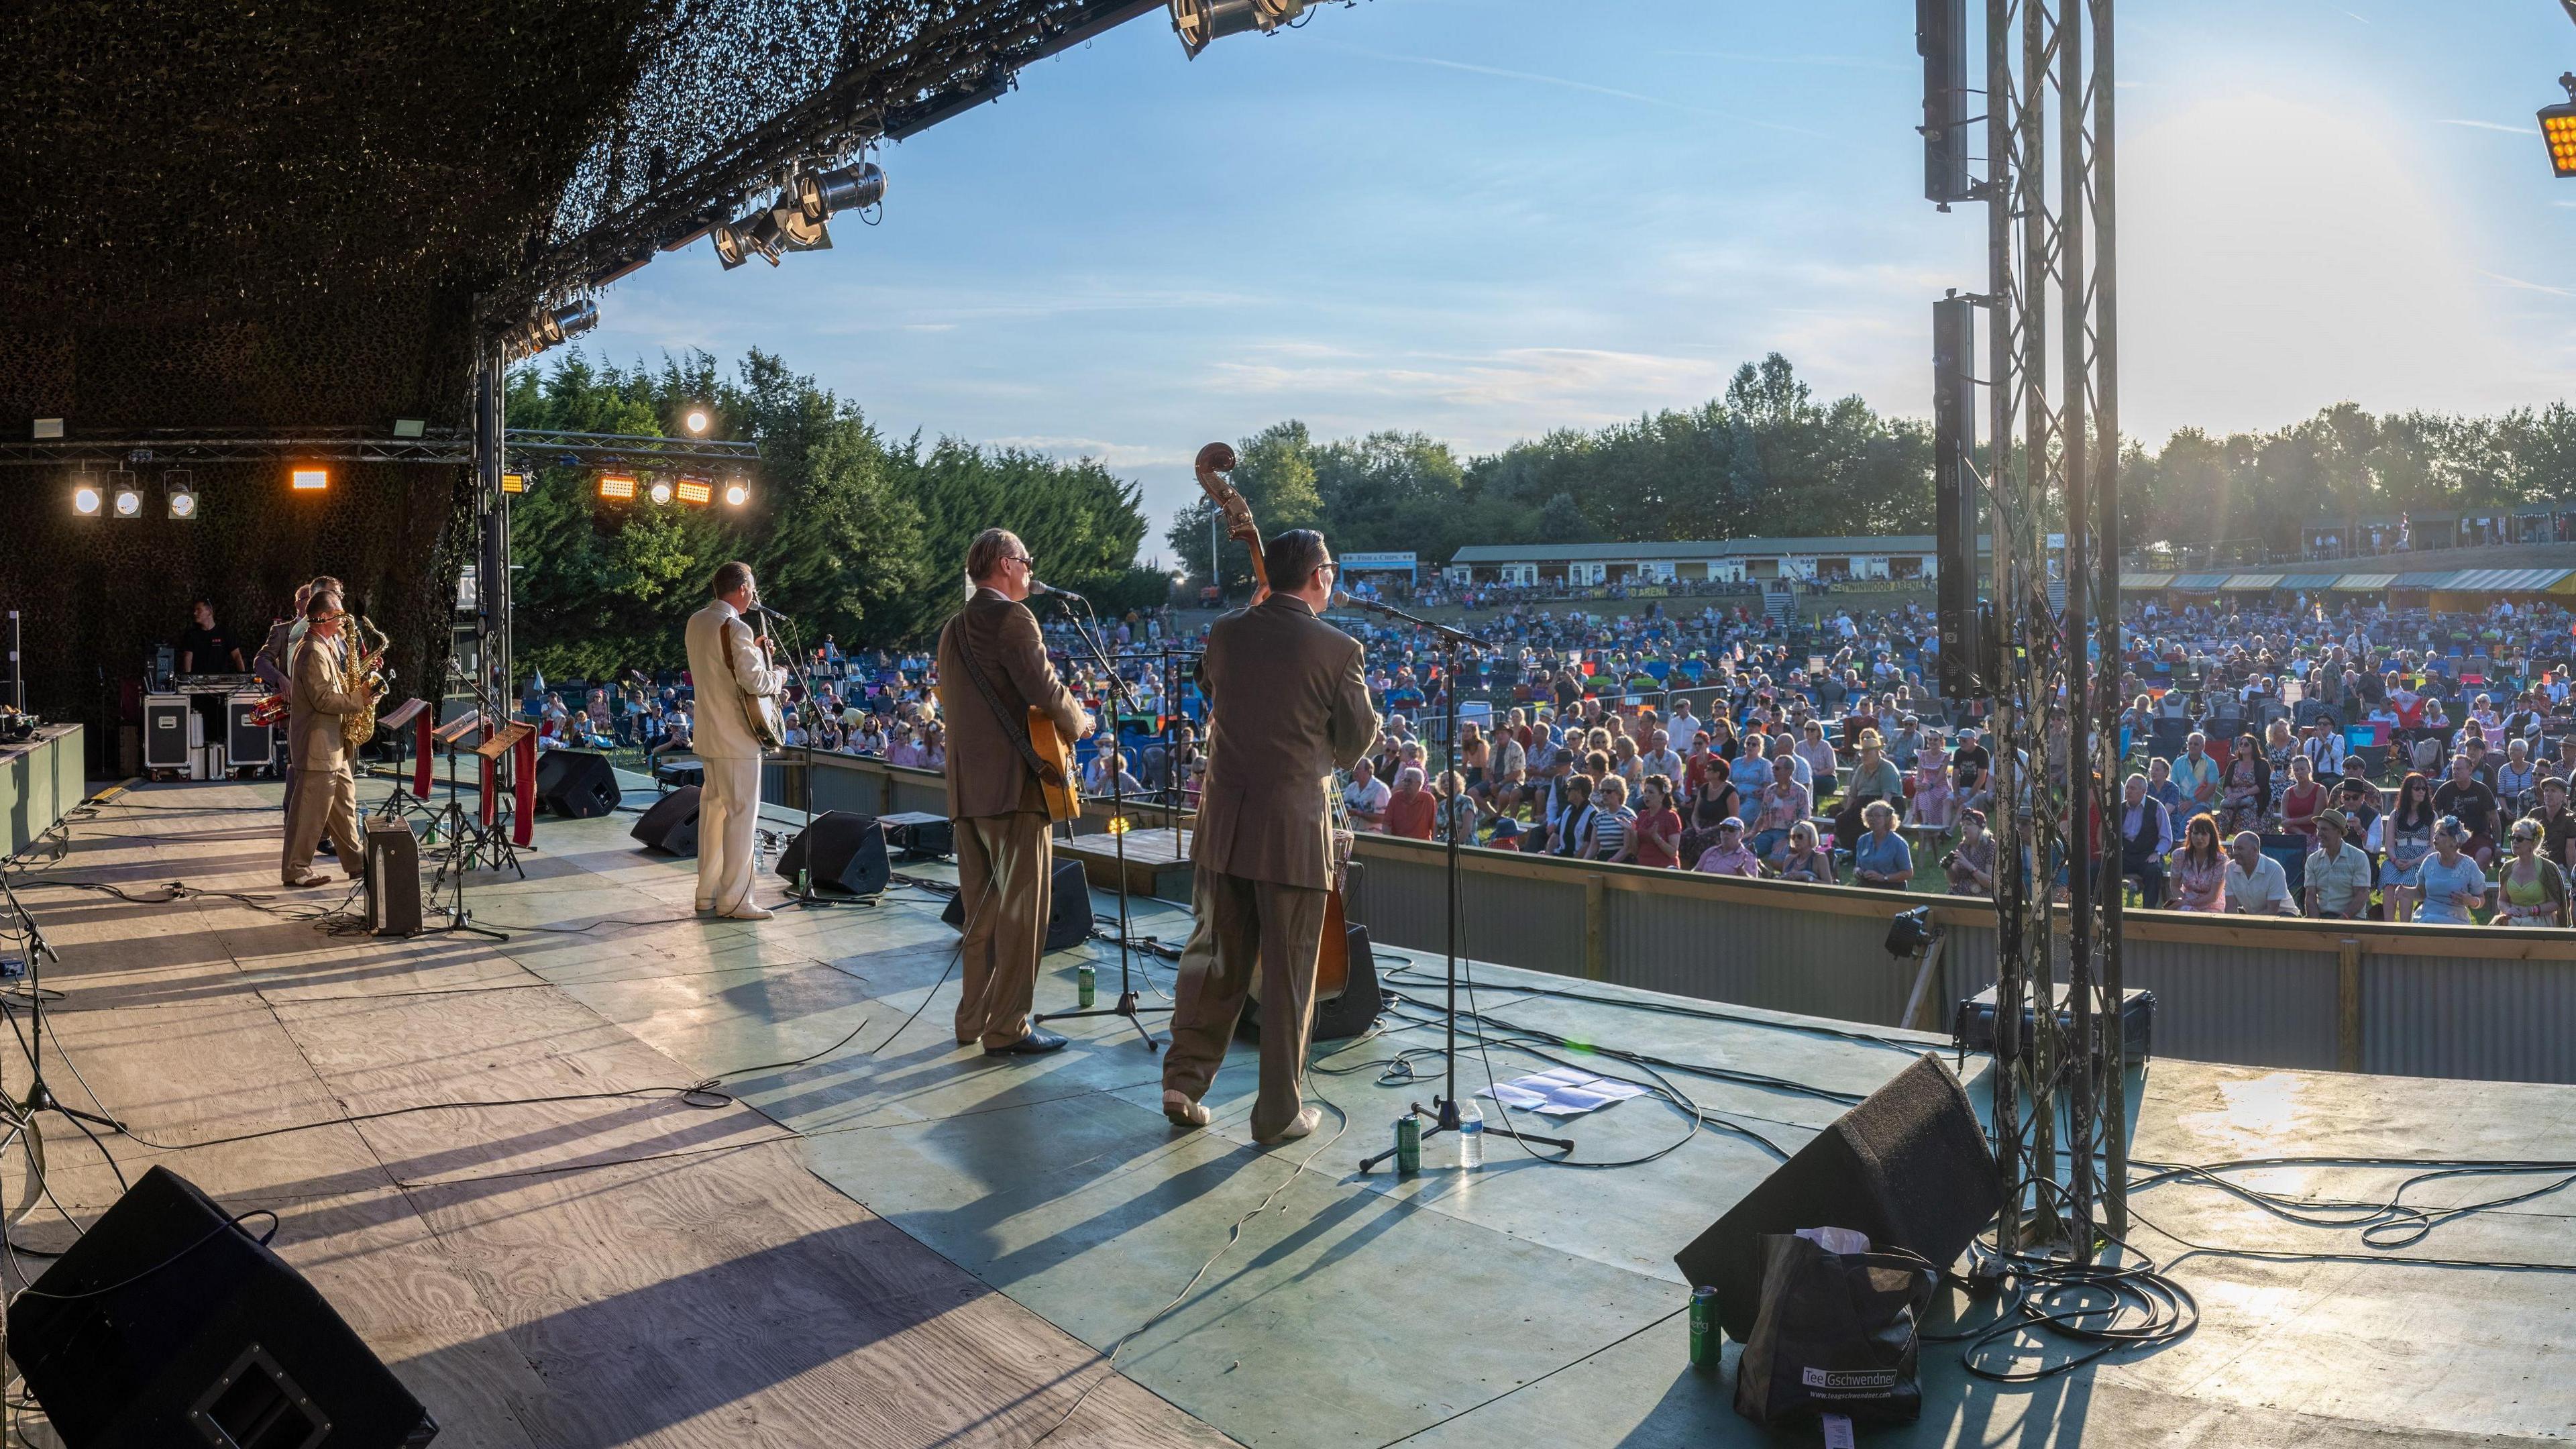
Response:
[2169,572,2231,590]
[2393,572,2457,588]
[2220,573,2284,590]
[2330,574,2398,591]
[2277,573,2341,590]
[2121,570,2174,589]
[2440,568,2573,592]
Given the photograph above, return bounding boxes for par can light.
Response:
[111,482,144,518]
[648,478,676,505]
[723,480,750,507]
[70,483,101,517]
[792,160,886,223]
[1170,0,1309,58]
[167,472,199,519]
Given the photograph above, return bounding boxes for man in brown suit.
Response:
[280,592,372,886]
[1162,529,1377,1144]
[936,528,1093,1055]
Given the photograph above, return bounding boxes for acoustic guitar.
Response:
[1193,442,1352,1001]
[1024,706,1082,823]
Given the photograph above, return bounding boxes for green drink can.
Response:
[1394,1116,1421,1175]
[1077,964,1096,1009]
[1688,1285,1719,1374]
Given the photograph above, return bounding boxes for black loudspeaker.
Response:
[776,811,891,895]
[534,749,621,818]
[9,1165,438,1448]
[877,810,955,859]
[363,818,423,936]
[1674,1053,2002,1342]
[225,696,276,771]
[939,857,1093,952]
[1239,922,1383,1042]
[631,785,702,856]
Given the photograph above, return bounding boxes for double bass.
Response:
[1192,443,1354,1001]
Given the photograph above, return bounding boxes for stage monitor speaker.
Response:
[534,749,621,818]
[225,696,276,771]
[8,1165,438,1448]
[631,786,701,856]
[142,695,191,771]
[363,818,423,936]
[877,810,955,859]
[939,857,1093,952]
[1239,922,1383,1042]
[1674,1053,2001,1343]
[775,811,891,896]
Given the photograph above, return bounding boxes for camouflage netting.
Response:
[0,0,1155,759]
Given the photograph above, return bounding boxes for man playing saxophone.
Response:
[281,591,373,887]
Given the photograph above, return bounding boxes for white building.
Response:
[1445,537,1939,588]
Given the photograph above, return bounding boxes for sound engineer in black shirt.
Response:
[177,600,246,676]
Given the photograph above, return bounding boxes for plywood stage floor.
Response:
[3,775,2573,1448]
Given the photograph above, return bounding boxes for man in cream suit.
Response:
[281,592,370,886]
[684,561,785,920]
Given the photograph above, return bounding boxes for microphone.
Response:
[1030,579,1089,600]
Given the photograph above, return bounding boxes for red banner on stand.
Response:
[478,754,496,826]
[513,733,537,847]
[414,711,434,798]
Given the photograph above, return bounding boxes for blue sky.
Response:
[576,0,2576,564]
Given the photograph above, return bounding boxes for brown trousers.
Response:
[954,812,1053,1047]
[282,764,362,882]
[1161,865,1329,1140]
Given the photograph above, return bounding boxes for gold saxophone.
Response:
[341,616,391,751]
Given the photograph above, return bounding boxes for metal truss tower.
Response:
[1970,0,2126,1254]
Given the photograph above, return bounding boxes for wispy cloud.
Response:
[1654,50,1907,73]
[2437,118,2534,135]
[1314,42,1829,139]
[985,435,1190,469]
[2482,270,2576,299]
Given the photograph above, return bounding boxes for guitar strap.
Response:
[943,607,1064,788]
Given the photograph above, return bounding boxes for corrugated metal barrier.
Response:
[780,751,2576,1085]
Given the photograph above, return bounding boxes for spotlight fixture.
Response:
[511,299,601,358]
[110,472,144,519]
[683,407,711,435]
[648,478,676,505]
[1169,0,1311,58]
[722,479,751,507]
[710,206,779,270]
[788,160,886,225]
[70,476,101,517]
[166,471,199,520]
[290,466,329,492]
[674,476,713,506]
[597,473,637,501]
[2544,72,2576,178]
[501,472,528,495]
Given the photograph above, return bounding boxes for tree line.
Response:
[1170,354,2576,586]
[506,348,1164,682]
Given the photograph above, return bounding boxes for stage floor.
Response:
[7,777,2574,1447]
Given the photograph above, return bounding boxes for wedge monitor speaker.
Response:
[534,749,621,818]
[631,785,702,856]
[775,810,891,896]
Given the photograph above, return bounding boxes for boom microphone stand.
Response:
[1352,592,1573,1170]
[1032,585,1170,1050]
[754,603,856,910]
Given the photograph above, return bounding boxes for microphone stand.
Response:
[1032,588,1171,1051]
[757,604,855,910]
[1348,592,1574,1169]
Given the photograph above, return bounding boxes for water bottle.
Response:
[1456,1100,1485,1170]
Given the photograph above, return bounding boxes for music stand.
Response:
[373,697,436,826]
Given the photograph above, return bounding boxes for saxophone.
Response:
[341,616,392,751]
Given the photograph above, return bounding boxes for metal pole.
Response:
[1983,0,2027,1257]
[2059,0,2100,1260]
[474,353,507,715]
[2092,0,2128,1240]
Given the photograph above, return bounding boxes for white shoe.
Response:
[1163,1090,1211,1128]
[720,904,775,922]
[693,900,715,914]
[1253,1106,1320,1146]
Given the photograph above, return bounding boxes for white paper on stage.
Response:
[1477,1067,1652,1118]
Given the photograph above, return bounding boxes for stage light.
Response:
[2544,76,2576,178]
[166,472,199,519]
[675,476,712,506]
[683,407,711,435]
[1169,0,1309,58]
[70,480,101,516]
[597,473,637,501]
[722,479,750,507]
[711,206,778,269]
[392,418,426,439]
[501,472,528,494]
[290,466,329,492]
[111,474,144,518]
[789,160,885,224]
[648,478,676,505]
